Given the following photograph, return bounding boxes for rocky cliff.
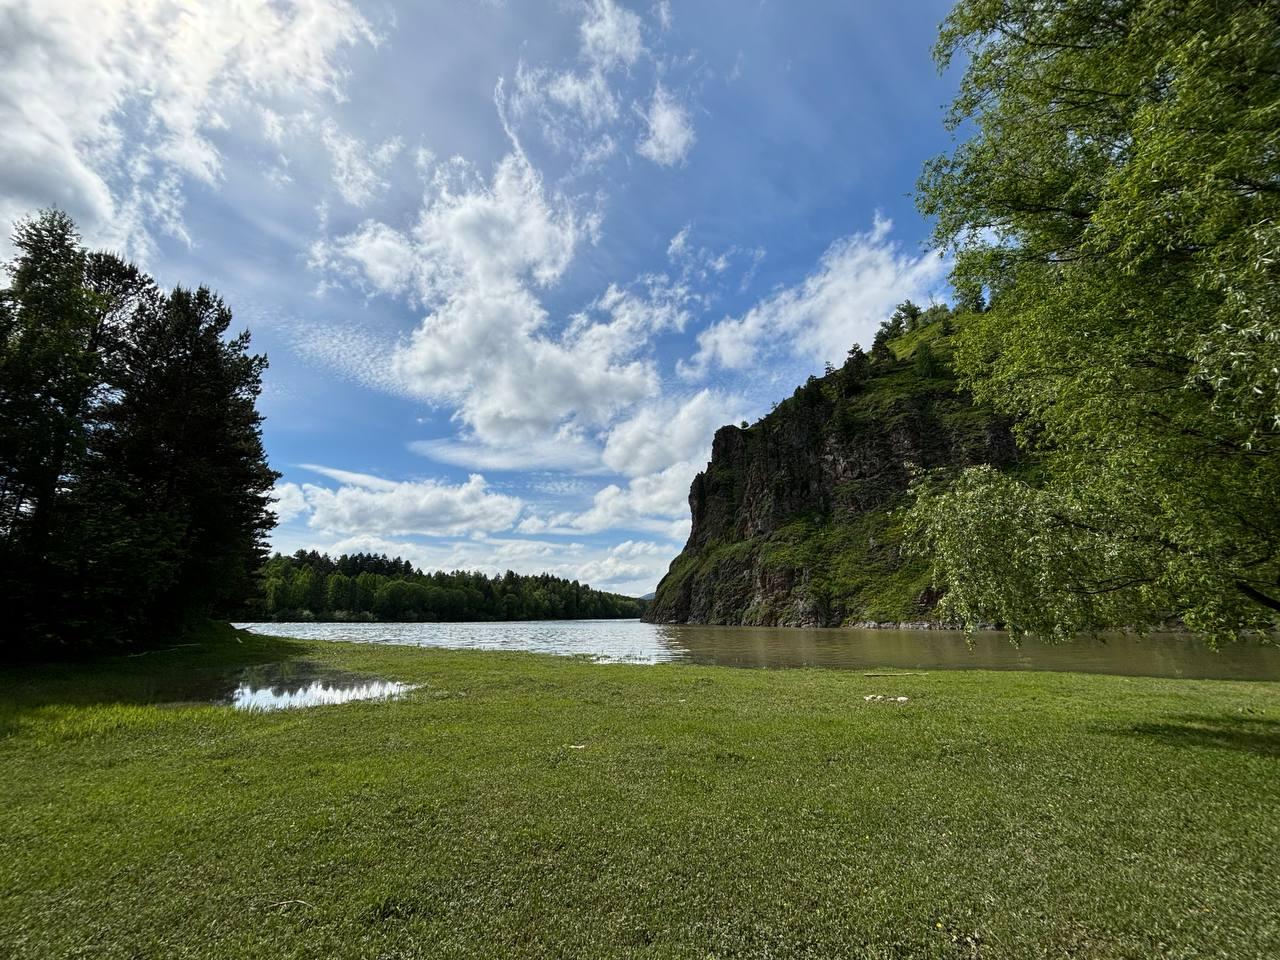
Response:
[645,317,1017,626]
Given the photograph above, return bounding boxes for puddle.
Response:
[230,677,416,712]
[184,660,417,712]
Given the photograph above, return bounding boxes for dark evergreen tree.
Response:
[0,211,278,657]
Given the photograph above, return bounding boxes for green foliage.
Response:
[650,313,1006,626]
[914,341,941,379]
[908,0,1280,641]
[247,550,643,622]
[0,211,278,657]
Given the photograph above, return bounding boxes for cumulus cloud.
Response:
[293,471,524,538]
[682,215,950,376]
[569,275,694,355]
[638,85,695,166]
[573,538,675,592]
[519,460,696,539]
[269,482,310,524]
[0,0,375,258]
[314,147,670,453]
[602,389,743,477]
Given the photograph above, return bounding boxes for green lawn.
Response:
[2,625,1277,959]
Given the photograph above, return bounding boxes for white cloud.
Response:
[667,224,691,260]
[581,0,644,70]
[0,0,375,258]
[320,120,403,207]
[314,147,664,451]
[298,464,400,491]
[285,317,406,397]
[665,223,760,287]
[315,220,418,297]
[519,460,697,538]
[637,84,695,166]
[682,215,950,376]
[573,538,676,592]
[510,63,620,141]
[571,275,693,353]
[269,482,310,524]
[602,389,743,477]
[505,0,650,165]
[299,472,524,538]
[655,1,673,31]
[410,430,604,473]
[531,477,591,497]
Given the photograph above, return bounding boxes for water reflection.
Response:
[659,625,1280,679]
[230,677,415,711]
[234,620,1280,681]
[176,660,421,711]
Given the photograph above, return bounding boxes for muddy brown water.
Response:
[234,620,1280,681]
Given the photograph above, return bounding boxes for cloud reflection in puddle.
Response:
[229,676,416,712]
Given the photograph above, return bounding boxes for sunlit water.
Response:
[230,678,416,711]
[178,660,419,711]
[234,619,1280,680]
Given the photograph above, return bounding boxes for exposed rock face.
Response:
[645,336,1016,626]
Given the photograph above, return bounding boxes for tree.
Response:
[914,342,941,380]
[245,550,644,623]
[906,0,1280,642]
[326,573,354,612]
[0,211,278,656]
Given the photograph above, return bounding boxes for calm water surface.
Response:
[200,660,416,711]
[234,620,1280,680]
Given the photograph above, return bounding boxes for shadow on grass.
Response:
[0,624,311,733]
[1121,714,1280,758]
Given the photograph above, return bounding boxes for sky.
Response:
[0,0,962,597]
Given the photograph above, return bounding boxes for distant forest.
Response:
[244,550,646,623]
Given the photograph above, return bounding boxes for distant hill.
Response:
[645,305,1019,627]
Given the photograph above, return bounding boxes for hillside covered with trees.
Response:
[245,550,645,622]
[645,300,1015,626]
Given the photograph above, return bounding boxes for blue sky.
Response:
[1,0,960,595]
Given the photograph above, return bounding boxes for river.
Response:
[234,619,1280,680]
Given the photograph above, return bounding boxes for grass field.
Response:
[2,624,1278,959]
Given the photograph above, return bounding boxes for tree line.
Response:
[244,550,645,622]
[0,212,277,657]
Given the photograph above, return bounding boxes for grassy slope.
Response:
[2,624,1278,959]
